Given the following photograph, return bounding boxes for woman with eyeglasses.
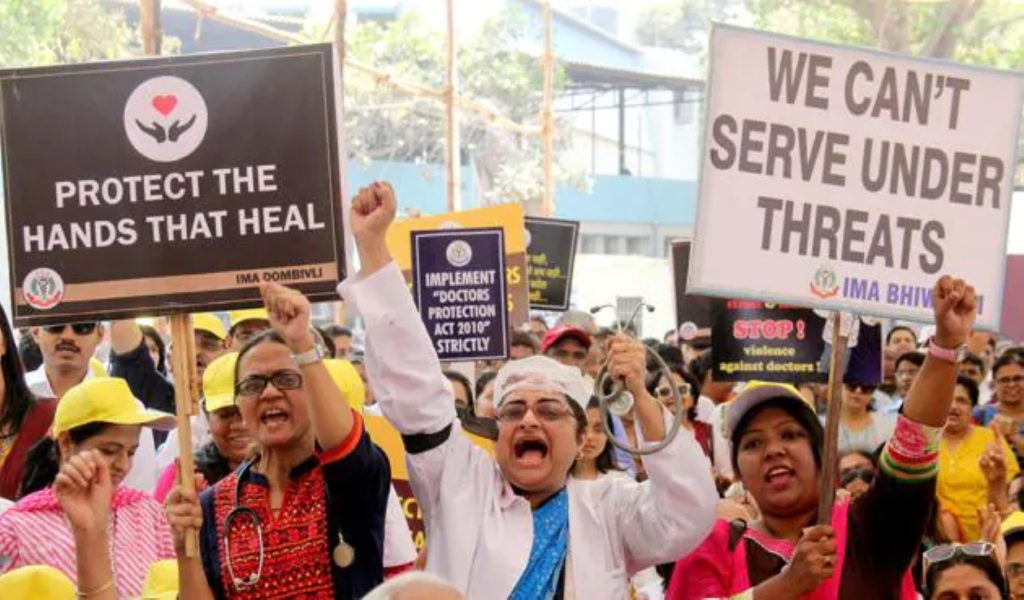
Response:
[646,364,712,459]
[163,283,391,599]
[668,276,978,600]
[939,375,1020,542]
[339,182,717,598]
[836,380,896,455]
[923,543,1008,600]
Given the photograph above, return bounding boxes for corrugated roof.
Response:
[563,60,704,91]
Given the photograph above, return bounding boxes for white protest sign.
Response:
[688,26,1022,329]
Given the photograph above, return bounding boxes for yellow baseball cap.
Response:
[0,565,75,599]
[54,377,177,437]
[89,357,107,378]
[229,308,270,329]
[325,359,366,413]
[141,559,179,600]
[193,313,227,341]
[725,381,815,440]
[1002,511,1024,543]
[203,352,239,413]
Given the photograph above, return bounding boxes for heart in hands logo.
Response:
[123,75,208,162]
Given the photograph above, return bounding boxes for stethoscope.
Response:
[222,456,356,592]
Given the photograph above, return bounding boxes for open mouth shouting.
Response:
[259,405,291,430]
[514,436,550,468]
[764,465,796,491]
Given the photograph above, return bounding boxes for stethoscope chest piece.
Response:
[332,531,356,568]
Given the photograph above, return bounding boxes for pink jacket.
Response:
[0,486,175,598]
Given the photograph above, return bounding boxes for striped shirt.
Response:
[0,486,175,597]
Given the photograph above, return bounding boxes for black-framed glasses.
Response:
[235,370,303,397]
[923,542,995,574]
[42,323,98,336]
[496,399,574,424]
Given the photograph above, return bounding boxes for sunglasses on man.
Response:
[42,323,98,336]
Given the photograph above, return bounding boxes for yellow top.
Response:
[0,565,75,599]
[141,559,178,600]
[938,425,1020,541]
[324,359,367,413]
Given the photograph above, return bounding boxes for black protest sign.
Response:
[712,299,883,384]
[711,299,828,383]
[524,217,579,311]
[412,228,509,361]
[1,45,343,326]
[671,241,713,342]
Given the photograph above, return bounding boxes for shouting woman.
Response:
[667,275,979,599]
[164,283,391,599]
[338,182,717,598]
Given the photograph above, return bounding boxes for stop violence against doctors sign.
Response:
[688,26,1022,328]
[0,44,344,326]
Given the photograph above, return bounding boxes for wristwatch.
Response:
[927,339,968,363]
[293,345,325,366]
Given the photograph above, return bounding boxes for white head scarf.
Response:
[493,355,590,411]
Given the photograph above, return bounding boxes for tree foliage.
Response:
[635,0,745,54]
[343,9,580,209]
[0,0,135,68]
[636,0,1024,70]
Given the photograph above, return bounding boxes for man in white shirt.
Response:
[27,321,159,493]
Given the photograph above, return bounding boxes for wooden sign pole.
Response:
[817,312,848,526]
[169,314,199,557]
[138,0,197,558]
[443,0,461,212]
[540,0,555,217]
[140,0,162,55]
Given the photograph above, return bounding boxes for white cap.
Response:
[493,355,591,411]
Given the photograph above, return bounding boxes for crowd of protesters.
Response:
[0,181,1019,600]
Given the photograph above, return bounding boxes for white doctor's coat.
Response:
[339,262,717,600]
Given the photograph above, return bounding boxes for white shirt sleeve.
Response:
[383,484,418,567]
[615,412,718,573]
[124,428,159,493]
[710,402,734,480]
[337,261,457,436]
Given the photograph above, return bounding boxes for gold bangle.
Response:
[78,579,114,598]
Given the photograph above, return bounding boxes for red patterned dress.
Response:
[198,412,391,599]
